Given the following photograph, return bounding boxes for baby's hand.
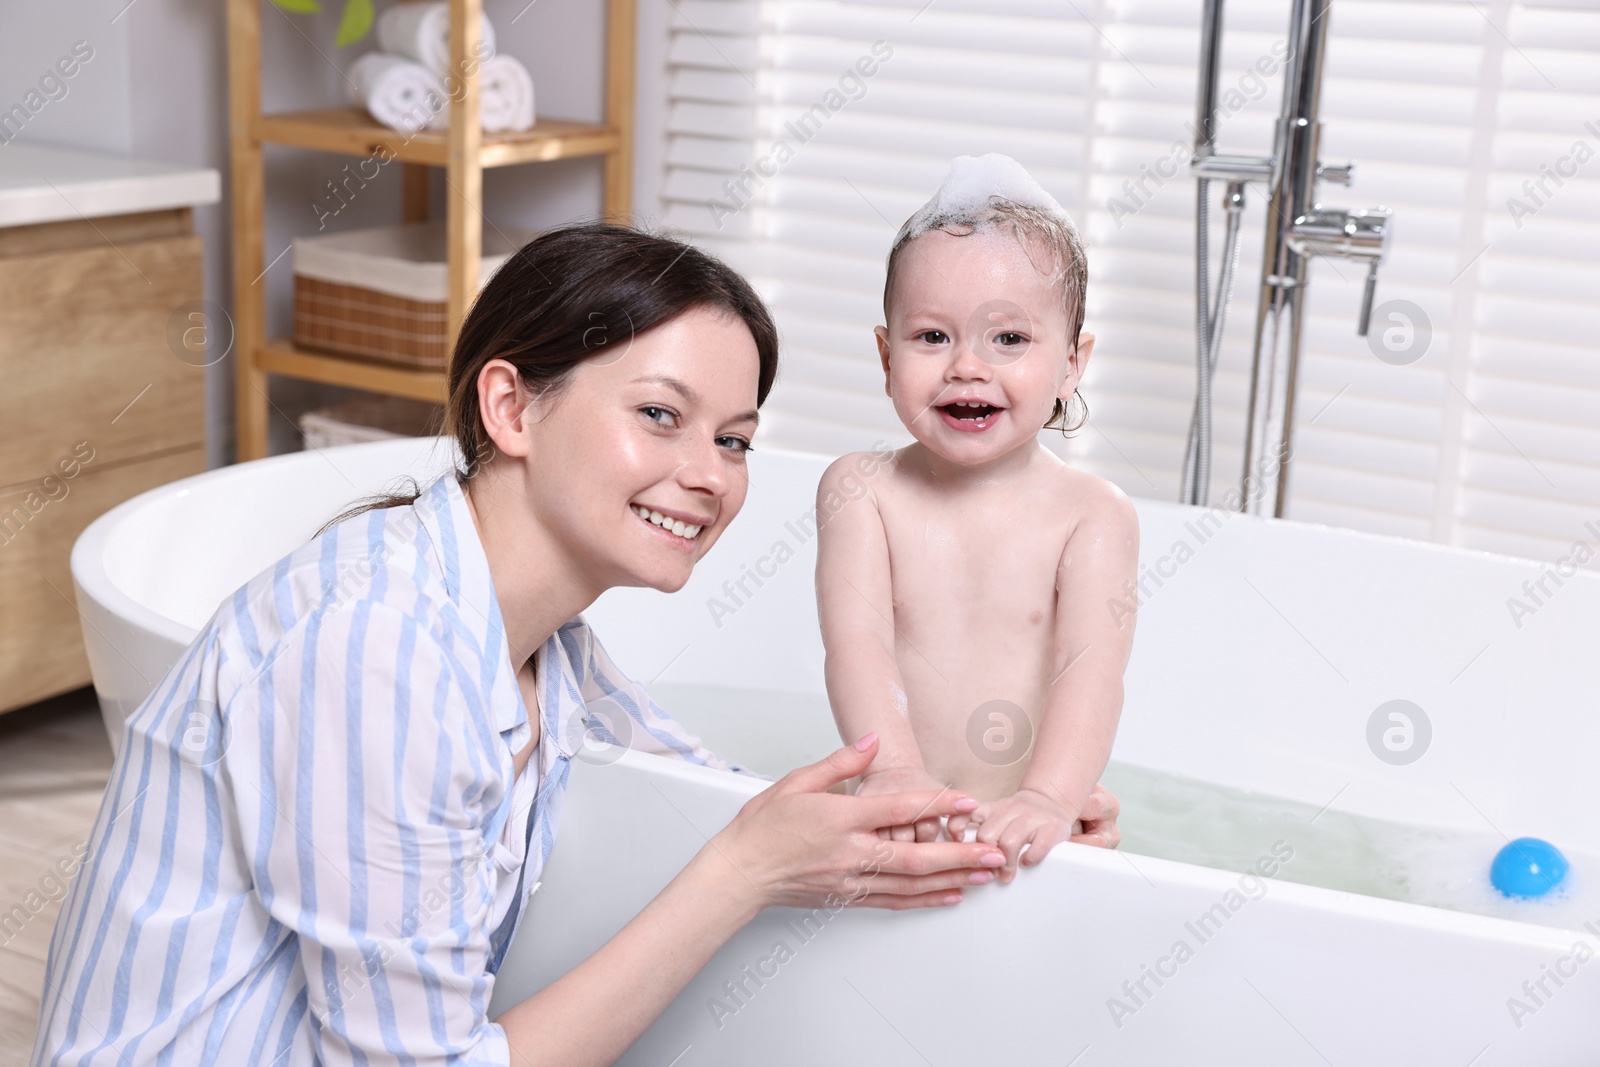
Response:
[973,788,1076,884]
[854,765,949,842]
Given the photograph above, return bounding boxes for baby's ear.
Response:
[1074,330,1096,364]
[1065,330,1096,389]
[873,326,893,394]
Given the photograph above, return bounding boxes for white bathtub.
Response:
[72,437,1600,1064]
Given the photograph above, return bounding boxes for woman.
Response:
[33,224,1120,1066]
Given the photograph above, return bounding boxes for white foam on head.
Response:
[893,153,1074,247]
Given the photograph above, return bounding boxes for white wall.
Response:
[0,9,131,150]
[1,0,653,467]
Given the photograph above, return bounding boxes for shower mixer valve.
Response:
[1315,160,1356,185]
[1286,204,1394,336]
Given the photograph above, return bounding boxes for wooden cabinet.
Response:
[0,208,207,714]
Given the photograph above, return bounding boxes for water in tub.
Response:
[651,682,1595,931]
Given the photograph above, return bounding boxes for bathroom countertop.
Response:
[0,142,219,228]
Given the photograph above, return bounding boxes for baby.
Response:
[816,155,1139,883]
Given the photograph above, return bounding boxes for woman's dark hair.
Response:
[317,223,779,534]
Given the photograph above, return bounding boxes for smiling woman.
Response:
[29,223,1068,1067]
[319,224,782,619]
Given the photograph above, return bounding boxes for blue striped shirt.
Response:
[33,471,750,1066]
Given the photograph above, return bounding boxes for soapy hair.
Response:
[316,222,779,535]
[883,182,1090,434]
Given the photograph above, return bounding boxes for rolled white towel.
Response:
[424,54,535,133]
[348,52,446,134]
[377,1,496,78]
[480,54,535,133]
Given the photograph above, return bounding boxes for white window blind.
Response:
[1455,0,1600,564]
[659,0,1600,566]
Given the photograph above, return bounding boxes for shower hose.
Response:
[1180,179,1244,507]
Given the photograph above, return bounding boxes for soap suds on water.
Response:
[1101,761,1599,931]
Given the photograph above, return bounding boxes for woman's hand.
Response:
[854,763,949,843]
[711,734,1009,912]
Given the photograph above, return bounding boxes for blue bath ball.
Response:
[1491,838,1569,899]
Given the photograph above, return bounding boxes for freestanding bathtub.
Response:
[72,437,1600,1064]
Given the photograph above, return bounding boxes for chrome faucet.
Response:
[1180,0,1397,514]
[1286,203,1393,337]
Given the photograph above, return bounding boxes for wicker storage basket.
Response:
[293,220,535,370]
[299,395,445,450]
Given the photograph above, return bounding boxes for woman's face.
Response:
[518,305,762,595]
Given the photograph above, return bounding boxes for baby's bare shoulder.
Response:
[817,447,903,503]
[1038,460,1140,542]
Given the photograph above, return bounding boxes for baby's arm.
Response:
[977,479,1140,880]
[815,454,946,841]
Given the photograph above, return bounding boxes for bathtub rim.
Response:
[69,436,456,654]
[560,747,1586,951]
[72,436,1593,658]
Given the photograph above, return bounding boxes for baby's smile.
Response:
[937,398,1006,432]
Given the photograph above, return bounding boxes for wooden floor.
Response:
[0,688,114,1065]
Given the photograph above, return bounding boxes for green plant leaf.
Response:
[335,0,375,47]
[269,0,322,12]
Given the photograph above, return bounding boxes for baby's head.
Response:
[876,155,1092,464]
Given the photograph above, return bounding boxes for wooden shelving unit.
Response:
[256,108,624,167]
[227,0,635,460]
